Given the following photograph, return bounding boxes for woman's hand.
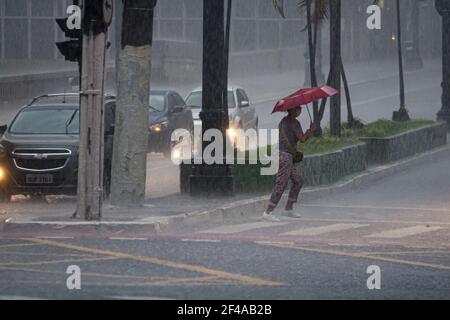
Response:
[309,122,317,133]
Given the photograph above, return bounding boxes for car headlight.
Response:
[0,167,6,181]
[227,125,238,142]
[149,121,168,133]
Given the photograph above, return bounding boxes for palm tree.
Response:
[274,0,362,136]
[374,0,410,121]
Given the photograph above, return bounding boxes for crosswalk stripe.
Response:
[365,226,443,239]
[281,223,369,236]
[197,221,288,234]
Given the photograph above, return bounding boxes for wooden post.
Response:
[78,0,108,220]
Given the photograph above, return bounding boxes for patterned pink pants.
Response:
[268,151,304,209]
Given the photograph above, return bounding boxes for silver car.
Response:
[185,86,258,130]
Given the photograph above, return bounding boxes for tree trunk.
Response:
[340,56,362,129]
[393,0,410,121]
[329,0,341,137]
[224,0,232,111]
[306,0,319,129]
[110,0,157,207]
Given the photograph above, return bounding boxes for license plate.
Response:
[26,174,53,184]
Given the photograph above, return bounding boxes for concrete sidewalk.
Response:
[1,137,449,234]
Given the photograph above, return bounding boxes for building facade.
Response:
[0,0,442,75]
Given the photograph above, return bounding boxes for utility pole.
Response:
[77,0,113,220]
[436,0,450,129]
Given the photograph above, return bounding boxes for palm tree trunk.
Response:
[110,0,157,207]
[329,0,341,137]
[306,0,319,127]
[340,57,353,125]
[393,0,410,121]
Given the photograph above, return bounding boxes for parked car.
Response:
[148,90,194,157]
[185,85,258,131]
[0,93,116,202]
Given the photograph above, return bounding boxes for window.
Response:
[186,91,236,109]
[236,89,248,106]
[173,94,185,107]
[149,95,166,112]
[5,0,27,16]
[31,0,54,17]
[10,108,80,135]
[4,19,27,59]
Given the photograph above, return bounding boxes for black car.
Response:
[148,90,194,157]
[0,93,116,202]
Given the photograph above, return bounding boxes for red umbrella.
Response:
[272,86,339,114]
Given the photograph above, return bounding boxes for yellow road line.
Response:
[257,241,450,271]
[0,243,41,249]
[360,250,450,256]
[0,251,96,258]
[0,276,235,288]
[25,238,283,286]
[0,256,119,267]
[0,266,221,284]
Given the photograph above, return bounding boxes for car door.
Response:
[168,93,184,131]
[173,93,193,131]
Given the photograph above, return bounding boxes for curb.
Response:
[1,143,449,235]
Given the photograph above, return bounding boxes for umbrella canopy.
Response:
[272,86,339,113]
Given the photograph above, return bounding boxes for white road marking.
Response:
[36,236,74,240]
[365,226,444,239]
[281,223,369,236]
[109,296,175,300]
[197,221,288,234]
[181,239,221,243]
[302,204,450,213]
[109,237,148,241]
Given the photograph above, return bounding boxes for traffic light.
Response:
[56,17,82,62]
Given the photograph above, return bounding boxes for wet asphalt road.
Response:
[0,148,449,300]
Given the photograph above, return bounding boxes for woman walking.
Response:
[263,106,316,222]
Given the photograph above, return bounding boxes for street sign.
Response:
[102,0,114,27]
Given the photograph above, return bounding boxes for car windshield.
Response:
[9,108,79,134]
[149,95,166,112]
[186,91,236,109]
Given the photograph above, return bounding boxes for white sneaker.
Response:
[262,212,281,222]
[286,211,302,218]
